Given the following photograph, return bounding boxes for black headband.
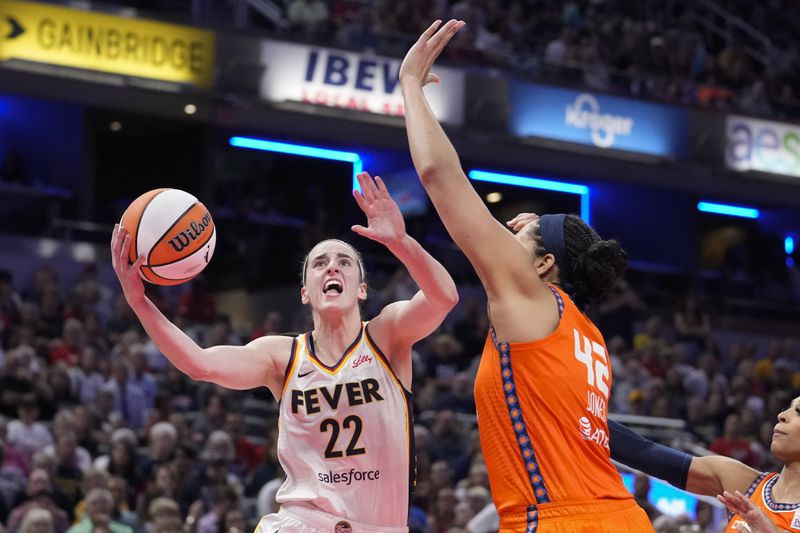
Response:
[539,214,567,272]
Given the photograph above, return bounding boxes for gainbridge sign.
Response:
[0,0,215,88]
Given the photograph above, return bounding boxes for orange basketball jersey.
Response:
[725,472,800,532]
[475,284,646,532]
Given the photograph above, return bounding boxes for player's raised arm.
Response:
[350,172,458,356]
[399,20,541,297]
[111,224,290,392]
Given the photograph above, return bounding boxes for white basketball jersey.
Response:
[275,322,413,528]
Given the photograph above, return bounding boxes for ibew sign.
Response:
[259,39,464,125]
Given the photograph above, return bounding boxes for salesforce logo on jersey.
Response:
[726,115,800,178]
[318,468,380,486]
[508,82,687,157]
[259,39,465,125]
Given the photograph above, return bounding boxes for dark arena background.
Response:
[0,1,799,532]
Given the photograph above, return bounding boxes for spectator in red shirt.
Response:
[709,413,759,467]
[176,278,216,326]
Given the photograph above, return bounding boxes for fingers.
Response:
[121,234,132,267]
[352,188,368,213]
[718,491,750,516]
[507,213,538,232]
[111,223,119,249]
[112,225,130,271]
[425,73,441,85]
[507,212,535,223]
[428,19,465,55]
[427,19,460,47]
[357,172,378,203]
[132,254,146,273]
[373,175,389,196]
[351,224,372,239]
[419,19,443,43]
[111,224,120,266]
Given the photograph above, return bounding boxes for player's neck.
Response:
[775,463,800,502]
[311,313,362,362]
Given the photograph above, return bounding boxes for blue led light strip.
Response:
[468,170,591,223]
[697,201,759,219]
[229,136,363,191]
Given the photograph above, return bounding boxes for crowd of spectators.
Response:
[258,0,800,120]
[0,244,797,533]
[41,0,800,119]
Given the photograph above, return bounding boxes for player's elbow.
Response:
[442,286,460,309]
[429,286,459,314]
[417,164,443,187]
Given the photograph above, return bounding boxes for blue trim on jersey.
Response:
[764,474,800,512]
[485,284,563,516]
[491,327,551,507]
[525,505,539,532]
[545,283,565,318]
[728,472,769,522]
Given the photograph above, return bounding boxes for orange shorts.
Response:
[499,499,654,533]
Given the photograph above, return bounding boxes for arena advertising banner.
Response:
[0,0,215,88]
[726,115,800,178]
[259,39,465,125]
[508,82,688,158]
[619,473,702,520]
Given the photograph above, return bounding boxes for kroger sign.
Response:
[726,115,800,178]
[508,82,687,158]
[259,39,464,125]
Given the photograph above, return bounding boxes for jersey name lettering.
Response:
[290,378,384,415]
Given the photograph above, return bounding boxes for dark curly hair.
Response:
[535,214,628,305]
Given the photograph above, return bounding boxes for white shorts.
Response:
[254,503,408,533]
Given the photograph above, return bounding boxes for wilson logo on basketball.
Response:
[168,212,213,252]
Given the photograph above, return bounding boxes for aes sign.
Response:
[259,39,465,125]
[726,115,800,178]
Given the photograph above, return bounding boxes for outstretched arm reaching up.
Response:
[399,20,547,300]
[352,172,458,387]
[111,225,292,395]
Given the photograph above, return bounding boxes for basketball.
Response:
[119,188,216,286]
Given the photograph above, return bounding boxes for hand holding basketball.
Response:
[117,189,216,286]
[111,224,146,307]
[351,172,406,246]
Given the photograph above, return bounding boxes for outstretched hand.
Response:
[399,19,465,88]
[110,224,146,306]
[719,491,787,533]
[351,172,406,246]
